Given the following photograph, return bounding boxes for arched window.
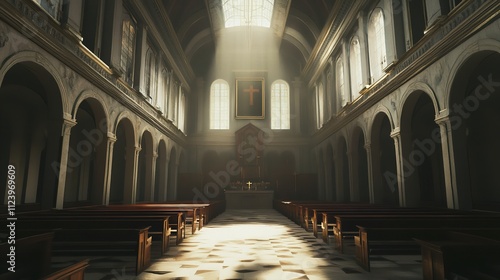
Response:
[145,47,157,102]
[350,36,363,101]
[271,80,290,129]
[316,82,325,129]
[336,56,346,107]
[368,8,387,83]
[121,8,137,85]
[210,79,230,129]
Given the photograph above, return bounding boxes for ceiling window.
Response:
[222,0,274,28]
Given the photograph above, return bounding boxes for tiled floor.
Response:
[66,209,424,279]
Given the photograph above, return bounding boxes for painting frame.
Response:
[235,77,265,119]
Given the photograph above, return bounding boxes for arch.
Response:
[443,38,500,109]
[109,117,136,204]
[400,90,446,207]
[155,139,169,202]
[335,136,350,202]
[137,130,154,202]
[0,60,64,210]
[350,126,370,203]
[399,82,440,120]
[0,51,69,115]
[167,146,178,200]
[315,147,326,200]
[324,143,335,201]
[64,97,109,207]
[113,111,137,146]
[447,49,500,211]
[72,90,110,131]
[370,112,399,205]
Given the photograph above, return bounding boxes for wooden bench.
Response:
[42,259,89,280]
[51,227,152,275]
[0,231,89,280]
[315,207,465,242]
[64,207,188,237]
[34,209,186,245]
[354,227,500,271]
[414,231,500,280]
[333,214,500,253]
[16,216,172,255]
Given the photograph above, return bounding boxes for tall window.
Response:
[210,80,230,129]
[178,90,186,133]
[271,80,290,129]
[35,0,62,20]
[350,36,363,101]
[222,0,274,28]
[336,57,346,107]
[368,8,387,83]
[316,83,324,129]
[145,47,157,102]
[121,9,137,85]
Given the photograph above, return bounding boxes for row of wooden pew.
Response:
[0,200,225,279]
[274,199,500,280]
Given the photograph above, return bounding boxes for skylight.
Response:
[222,0,274,28]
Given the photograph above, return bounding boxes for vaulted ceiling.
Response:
[160,0,336,78]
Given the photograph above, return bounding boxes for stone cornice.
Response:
[0,0,187,145]
[302,1,365,88]
[312,0,499,146]
[140,0,196,91]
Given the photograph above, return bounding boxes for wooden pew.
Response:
[30,209,186,245]
[333,214,500,253]
[318,207,470,243]
[16,216,172,255]
[0,231,89,280]
[63,206,189,239]
[42,259,89,280]
[354,227,500,271]
[414,231,500,280]
[51,227,152,275]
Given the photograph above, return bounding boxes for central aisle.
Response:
[136,209,422,279]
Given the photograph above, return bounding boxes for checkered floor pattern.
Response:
[56,209,423,279]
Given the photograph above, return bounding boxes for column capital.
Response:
[107,132,117,143]
[435,109,450,125]
[61,118,77,136]
[364,141,372,150]
[390,127,401,139]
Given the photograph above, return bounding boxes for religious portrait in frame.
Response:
[236,78,265,119]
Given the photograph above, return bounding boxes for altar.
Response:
[224,190,274,209]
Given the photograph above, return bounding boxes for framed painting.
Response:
[236,78,265,119]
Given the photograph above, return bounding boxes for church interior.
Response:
[1,0,500,279]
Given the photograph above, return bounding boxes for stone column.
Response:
[55,118,77,209]
[149,151,158,201]
[323,152,332,201]
[102,133,117,205]
[347,149,359,202]
[435,112,459,209]
[390,127,406,207]
[364,141,375,203]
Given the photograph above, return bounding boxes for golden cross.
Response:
[243,85,259,105]
[246,181,252,190]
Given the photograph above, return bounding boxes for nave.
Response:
[131,209,421,280]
